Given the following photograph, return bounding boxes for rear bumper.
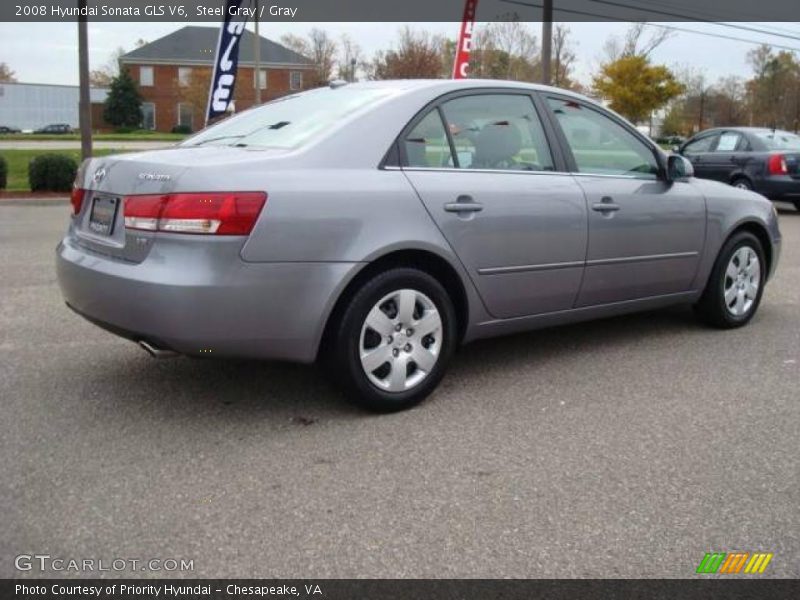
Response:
[758,176,800,199]
[56,235,360,363]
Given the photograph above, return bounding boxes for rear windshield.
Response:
[753,130,800,151]
[183,87,395,149]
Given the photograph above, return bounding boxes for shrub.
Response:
[0,155,7,190]
[28,154,77,192]
[114,127,136,134]
[171,124,192,134]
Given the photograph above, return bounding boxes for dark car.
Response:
[0,125,21,134]
[678,127,800,209]
[34,123,73,134]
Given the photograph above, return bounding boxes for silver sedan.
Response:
[57,80,782,411]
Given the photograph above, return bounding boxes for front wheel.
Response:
[695,231,766,328]
[327,268,457,412]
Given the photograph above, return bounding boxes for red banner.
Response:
[452,0,478,79]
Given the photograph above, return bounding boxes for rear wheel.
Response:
[731,177,753,191]
[327,268,457,412]
[695,231,765,329]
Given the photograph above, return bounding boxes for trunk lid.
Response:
[71,146,284,262]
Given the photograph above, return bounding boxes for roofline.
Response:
[119,58,314,69]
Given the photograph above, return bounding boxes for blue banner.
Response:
[205,0,252,123]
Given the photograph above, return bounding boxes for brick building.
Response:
[119,26,314,133]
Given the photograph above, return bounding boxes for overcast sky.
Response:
[2,21,799,87]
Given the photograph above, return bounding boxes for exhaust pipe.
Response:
[138,340,178,359]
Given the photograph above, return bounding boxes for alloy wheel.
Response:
[723,245,760,317]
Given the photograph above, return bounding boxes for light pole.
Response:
[541,0,553,86]
[77,0,92,161]
[254,0,261,104]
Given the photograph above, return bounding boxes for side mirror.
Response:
[667,154,694,181]
[671,145,681,153]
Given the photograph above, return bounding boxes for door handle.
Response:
[592,197,621,213]
[444,195,483,213]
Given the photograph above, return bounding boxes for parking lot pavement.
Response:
[1,202,798,579]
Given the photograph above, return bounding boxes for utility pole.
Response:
[77,0,92,161]
[254,0,261,104]
[541,0,553,85]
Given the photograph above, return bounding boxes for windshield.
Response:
[183,87,396,149]
[753,130,800,151]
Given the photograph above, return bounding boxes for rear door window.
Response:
[716,132,743,152]
[439,94,554,171]
[403,109,453,168]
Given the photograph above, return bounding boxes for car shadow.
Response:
[78,304,703,427]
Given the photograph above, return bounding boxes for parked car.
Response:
[56,80,782,412]
[678,127,800,209]
[657,134,685,146]
[34,123,72,134]
[0,125,21,134]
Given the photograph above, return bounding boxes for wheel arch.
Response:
[316,248,470,362]
[729,172,753,187]
[726,220,773,277]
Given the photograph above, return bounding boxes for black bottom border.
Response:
[4,579,800,600]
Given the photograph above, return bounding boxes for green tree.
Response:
[593,55,684,124]
[103,68,143,129]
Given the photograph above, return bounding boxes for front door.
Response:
[543,95,706,307]
[400,92,588,319]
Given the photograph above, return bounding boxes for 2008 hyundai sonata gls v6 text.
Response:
[57,80,782,412]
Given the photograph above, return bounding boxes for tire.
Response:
[694,231,766,329]
[327,267,457,412]
[794,200,800,212]
[730,177,753,191]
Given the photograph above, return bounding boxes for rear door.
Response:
[399,91,588,319]
[681,132,719,180]
[704,130,746,183]
[542,95,706,306]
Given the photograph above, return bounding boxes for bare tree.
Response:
[471,17,539,81]
[281,29,337,86]
[551,24,577,88]
[604,23,673,61]
[370,27,447,80]
[336,34,364,82]
[90,46,125,87]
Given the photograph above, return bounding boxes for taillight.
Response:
[70,187,85,215]
[124,192,266,235]
[768,154,788,175]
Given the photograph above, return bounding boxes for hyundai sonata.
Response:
[57,80,782,411]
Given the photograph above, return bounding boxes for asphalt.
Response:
[1,202,798,579]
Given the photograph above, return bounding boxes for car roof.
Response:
[333,78,593,102]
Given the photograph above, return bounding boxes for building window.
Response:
[141,102,156,130]
[177,103,193,131]
[178,67,192,87]
[140,66,154,87]
[290,71,302,91]
[254,69,268,90]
